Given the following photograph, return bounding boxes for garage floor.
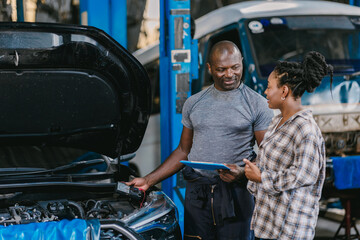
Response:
[315,216,360,239]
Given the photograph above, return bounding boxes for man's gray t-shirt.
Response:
[181,83,273,177]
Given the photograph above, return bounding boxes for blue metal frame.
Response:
[160,0,197,234]
[350,0,360,7]
[16,0,24,22]
[79,0,127,48]
[238,21,268,96]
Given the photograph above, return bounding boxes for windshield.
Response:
[247,16,360,77]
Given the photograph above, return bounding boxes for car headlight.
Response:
[134,209,181,240]
[121,191,180,238]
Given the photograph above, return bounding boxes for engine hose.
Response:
[68,201,85,219]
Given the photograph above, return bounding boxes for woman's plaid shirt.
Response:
[247,109,326,239]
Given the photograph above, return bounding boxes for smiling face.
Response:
[207,44,243,91]
[265,71,284,109]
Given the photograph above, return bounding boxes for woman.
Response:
[243,51,333,239]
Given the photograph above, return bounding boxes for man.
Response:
[127,41,273,239]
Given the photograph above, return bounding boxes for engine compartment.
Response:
[0,199,130,226]
[0,189,180,240]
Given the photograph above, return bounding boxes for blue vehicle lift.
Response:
[16,0,24,22]
[159,0,198,233]
[79,0,127,48]
[350,0,360,6]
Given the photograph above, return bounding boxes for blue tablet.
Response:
[180,160,230,170]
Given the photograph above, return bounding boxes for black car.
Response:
[0,22,181,240]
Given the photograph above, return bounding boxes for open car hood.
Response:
[0,22,151,158]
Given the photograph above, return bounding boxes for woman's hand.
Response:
[243,159,262,183]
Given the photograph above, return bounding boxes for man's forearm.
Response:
[144,148,187,186]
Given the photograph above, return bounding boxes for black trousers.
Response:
[183,180,254,240]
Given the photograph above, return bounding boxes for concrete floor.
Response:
[315,216,360,239]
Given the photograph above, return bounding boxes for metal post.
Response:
[349,0,360,7]
[16,0,24,22]
[80,0,110,33]
[160,0,196,234]
[80,0,127,48]
[110,0,127,48]
[345,199,351,238]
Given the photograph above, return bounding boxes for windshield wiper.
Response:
[344,71,360,80]
[0,159,105,177]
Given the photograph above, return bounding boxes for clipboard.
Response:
[180,160,230,170]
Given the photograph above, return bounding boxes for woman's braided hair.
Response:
[274,51,333,99]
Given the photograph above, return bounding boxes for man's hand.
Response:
[244,159,262,183]
[218,163,243,183]
[125,177,151,191]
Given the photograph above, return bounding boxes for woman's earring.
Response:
[281,97,286,101]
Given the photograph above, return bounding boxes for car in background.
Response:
[0,22,181,240]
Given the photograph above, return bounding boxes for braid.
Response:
[302,51,328,93]
[275,61,305,98]
[274,51,333,98]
